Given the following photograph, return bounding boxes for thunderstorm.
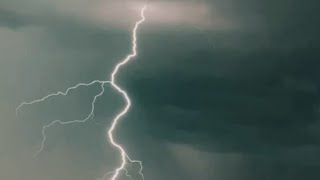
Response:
[16,5,147,180]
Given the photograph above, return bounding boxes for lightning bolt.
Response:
[16,5,147,180]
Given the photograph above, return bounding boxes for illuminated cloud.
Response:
[0,0,234,30]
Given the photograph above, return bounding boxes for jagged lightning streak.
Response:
[106,5,146,180]
[16,5,147,180]
[16,80,110,157]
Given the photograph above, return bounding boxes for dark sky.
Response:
[0,0,320,180]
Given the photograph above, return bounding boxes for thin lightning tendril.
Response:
[16,5,147,180]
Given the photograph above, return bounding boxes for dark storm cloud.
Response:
[0,9,29,28]
[115,1,320,179]
[1,0,320,180]
[120,0,320,154]
[126,49,320,150]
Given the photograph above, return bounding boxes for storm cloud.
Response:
[1,0,320,180]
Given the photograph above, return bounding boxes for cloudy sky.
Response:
[1,0,320,180]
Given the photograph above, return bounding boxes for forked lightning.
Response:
[16,5,147,180]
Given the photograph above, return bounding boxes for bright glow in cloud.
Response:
[1,0,234,30]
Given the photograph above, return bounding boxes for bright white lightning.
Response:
[106,5,146,180]
[16,5,147,180]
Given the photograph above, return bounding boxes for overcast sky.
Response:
[1,0,320,180]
